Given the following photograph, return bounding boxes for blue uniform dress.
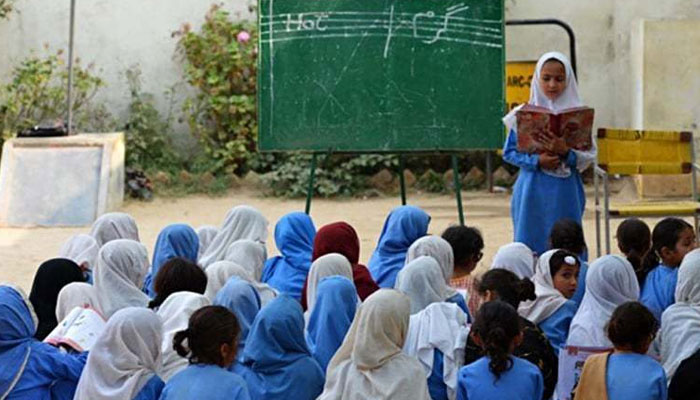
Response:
[133,375,165,400]
[234,295,325,400]
[538,300,578,353]
[503,130,586,256]
[606,353,667,400]
[159,364,250,400]
[368,205,431,288]
[457,356,543,400]
[570,260,589,308]
[143,224,199,297]
[427,351,448,400]
[213,277,261,365]
[261,212,316,300]
[640,264,678,321]
[306,276,358,373]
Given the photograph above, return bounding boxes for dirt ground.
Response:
[0,181,670,292]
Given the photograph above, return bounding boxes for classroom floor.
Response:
[0,181,678,292]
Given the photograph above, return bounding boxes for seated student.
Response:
[213,277,261,364]
[199,205,269,269]
[640,218,696,321]
[222,240,277,305]
[90,212,140,247]
[58,234,99,282]
[406,235,469,315]
[148,257,208,309]
[144,224,200,297]
[457,301,544,400]
[196,225,219,261]
[403,301,469,400]
[0,285,85,400]
[463,269,557,400]
[658,248,700,381]
[616,218,651,285]
[74,308,165,400]
[262,212,316,300]
[567,255,639,348]
[518,249,579,352]
[441,226,484,314]
[306,276,358,373]
[28,258,85,340]
[368,205,431,288]
[395,256,450,314]
[304,253,355,320]
[574,302,666,400]
[157,292,211,382]
[56,282,100,322]
[549,219,588,307]
[318,289,431,400]
[205,260,277,305]
[233,295,324,400]
[490,242,536,279]
[300,221,379,308]
[669,348,700,400]
[160,306,250,400]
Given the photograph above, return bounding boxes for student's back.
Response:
[458,356,542,400]
[160,364,249,400]
[606,353,666,400]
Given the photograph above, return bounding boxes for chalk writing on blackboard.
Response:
[261,3,503,56]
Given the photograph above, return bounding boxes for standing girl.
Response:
[502,52,595,256]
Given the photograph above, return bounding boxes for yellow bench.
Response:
[594,129,699,256]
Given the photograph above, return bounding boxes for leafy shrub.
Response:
[417,169,447,193]
[174,4,257,175]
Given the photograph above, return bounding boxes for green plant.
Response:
[417,169,447,193]
[174,4,257,175]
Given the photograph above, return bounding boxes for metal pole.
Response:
[485,151,493,192]
[304,154,317,215]
[66,0,76,134]
[399,154,407,205]
[451,154,465,226]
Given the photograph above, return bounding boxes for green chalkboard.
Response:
[258,0,505,152]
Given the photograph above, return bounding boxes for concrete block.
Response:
[0,133,125,227]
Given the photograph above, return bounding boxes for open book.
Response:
[44,306,106,352]
[516,105,595,154]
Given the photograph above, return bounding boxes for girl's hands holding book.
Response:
[540,131,569,156]
[538,152,561,170]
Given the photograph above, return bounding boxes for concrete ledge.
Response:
[0,133,125,227]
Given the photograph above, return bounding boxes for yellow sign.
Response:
[506,61,537,112]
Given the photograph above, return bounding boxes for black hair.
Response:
[471,301,521,381]
[616,218,652,284]
[641,218,693,281]
[441,225,484,266]
[149,258,208,309]
[173,305,240,366]
[606,302,658,354]
[549,219,587,256]
[549,249,580,277]
[477,269,535,309]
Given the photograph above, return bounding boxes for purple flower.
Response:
[237,31,251,43]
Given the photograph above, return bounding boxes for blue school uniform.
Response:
[261,212,316,300]
[640,264,678,321]
[571,260,589,308]
[214,277,261,365]
[368,205,431,288]
[159,364,249,400]
[144,224,199,297]
[457,356,543,400]
[538,300,577,353]
[234,295,324,400]
[606,353,667,400]
[134,375,165,400]
[503,130,586,256]
[427,351,448,400]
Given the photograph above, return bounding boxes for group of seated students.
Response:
[1,204,698,400]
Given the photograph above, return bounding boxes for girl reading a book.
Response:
[502,52,596,256]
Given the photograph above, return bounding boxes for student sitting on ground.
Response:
[615,218,651,285]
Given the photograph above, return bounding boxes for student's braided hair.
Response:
[173,305,240,366]
[477,269,535,309]
[471,301,521,381]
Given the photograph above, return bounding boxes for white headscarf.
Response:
[395,256,449,314]
[306,253,355,316]
[198,206,269,269]
[503,51,596,177]
[93,239,150,319]
[156,292,211,382]
[196,225,219,260]
[518,250,570,324]
[490,242,536,279]
[406,236,458,298]
[55,282,101,321]
[567,255,639,347]
[90,212,140,247]
[318,289,431,400]
[223,239,268,281]
[403,302,469,400]
[58,234,99,272]
[659,249,700,379]
[204,261,253,301]
[73,307,162,400]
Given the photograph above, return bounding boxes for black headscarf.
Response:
[29,258,85,340]
[670,348,700,400]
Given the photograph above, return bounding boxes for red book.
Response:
[516,105,595,154]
